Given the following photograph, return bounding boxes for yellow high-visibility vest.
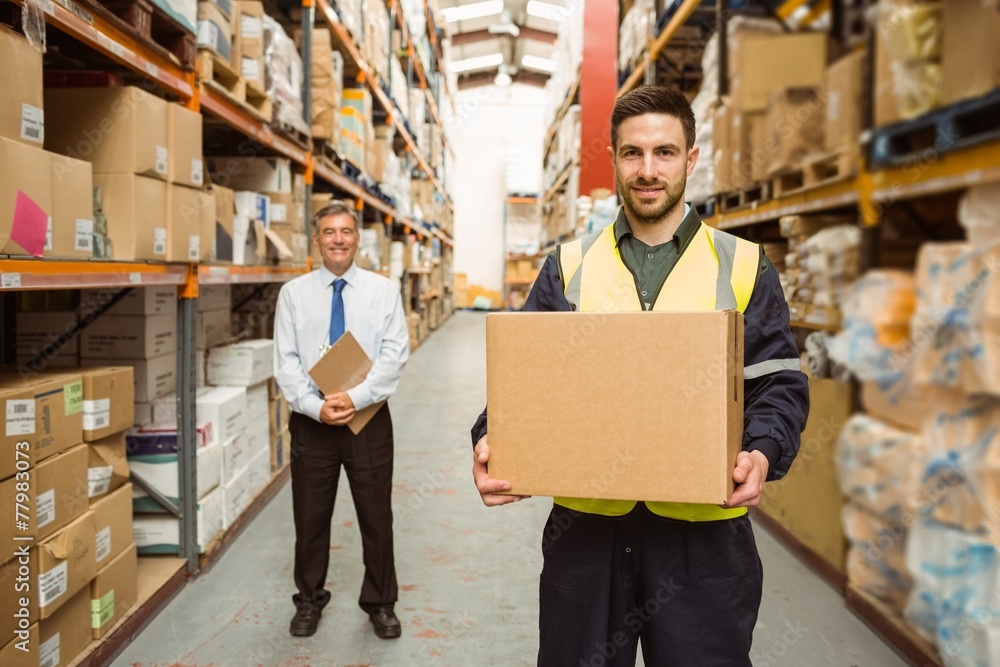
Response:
[555,218,761,521]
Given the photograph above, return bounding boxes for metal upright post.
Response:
[303,0,315,248]
[176,273,199,574]
[717,0,728,97]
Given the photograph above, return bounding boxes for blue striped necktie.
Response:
[329,278,346,345]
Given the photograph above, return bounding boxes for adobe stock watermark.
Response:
[520,448,640,564]
[578,577,684,667]
[753,618,810,666]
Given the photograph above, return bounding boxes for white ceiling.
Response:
[439,0,565,78]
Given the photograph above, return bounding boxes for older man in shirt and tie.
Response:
[273,200,409,639]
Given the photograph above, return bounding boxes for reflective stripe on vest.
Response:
[555,220,761,521]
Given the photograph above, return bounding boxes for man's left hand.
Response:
[324,391,356,426]
[723,450,769,508]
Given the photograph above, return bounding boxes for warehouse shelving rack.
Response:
[0,0,456,663]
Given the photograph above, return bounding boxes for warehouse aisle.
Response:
[112,312,905,667]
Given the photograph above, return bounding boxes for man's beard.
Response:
[617,171,687,225]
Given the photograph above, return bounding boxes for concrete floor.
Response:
[113,311,907,667]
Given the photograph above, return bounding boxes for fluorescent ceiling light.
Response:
[495,63,514,86]
[441,0,503,23]
[525,0,565,22]
[521,54,556,72]
[448,52,504,73]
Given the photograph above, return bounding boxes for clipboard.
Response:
[308,331,385,435]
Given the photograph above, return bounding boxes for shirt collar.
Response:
[318,262,359,288]
[614,203,697,248]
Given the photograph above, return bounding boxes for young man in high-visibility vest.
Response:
[471,86,809,666]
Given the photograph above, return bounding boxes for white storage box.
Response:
[196,385,247,444]
[132,485,225,555]
[206,339,274,386]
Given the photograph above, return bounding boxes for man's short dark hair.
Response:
[611,86,696,151]
[312,200,359,231]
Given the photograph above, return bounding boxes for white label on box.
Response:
[89,466,113,498]
[37,489,55,528]
[241,15,262,38]
[45,216,53,251]
[110,41,125,58]
[146,62,158,78]
[154,228,167,256]
[96,525,112,563]
[197,20,219,48]
[242,57,260,81]
[828,91,841,121]
[20,103,44,144]
[83,398,111,431]
[189,235,200,260]
[6,399,35,436]
[37,0,54,16]
[129,272,142,284]
[270,204,287,223]
[1,273,21,288]
[39,561,68,607]
[192,158,204,186]
[155,145,168,175]
[39,632,59,667]
[76,219,94,251]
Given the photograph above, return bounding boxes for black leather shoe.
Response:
[289,608,320,637]
[369,607,401,639]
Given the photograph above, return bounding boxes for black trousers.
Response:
[538,503,763,667]
[288,407,397,614]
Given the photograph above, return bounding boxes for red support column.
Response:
[579,1,618,195]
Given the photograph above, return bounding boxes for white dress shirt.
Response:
[273,262,410,422]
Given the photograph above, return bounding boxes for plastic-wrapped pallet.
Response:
[874,0,944,122]
[843,503,913,612]
[827,270,916,381]
[391,55,409,120]
[904,517,1000,666]
[618,0,653,75]
[264,15,308,138]
[910,241,1000,396]
[836,413,926,522]
[920,388,1000,538]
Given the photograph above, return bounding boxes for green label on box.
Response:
[92,590,114,629]
[64,382,83,415]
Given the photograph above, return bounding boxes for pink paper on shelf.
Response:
[11,190,48,257]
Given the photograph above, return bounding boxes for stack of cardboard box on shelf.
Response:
[308,28,344,151]
[45,85,212,262]
[778,214,861,329]
[0,364,138,665]
[0,27,94,261]
[201,0,308,136]
[128,285,287,555]
[207,156,309,266]
[708,0,1000,201]
[505,258,542,311]
[711,29,832,195]
[363,0,390,84]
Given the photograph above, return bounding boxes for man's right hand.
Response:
[473,436,531,507]
[320,397,355,426]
